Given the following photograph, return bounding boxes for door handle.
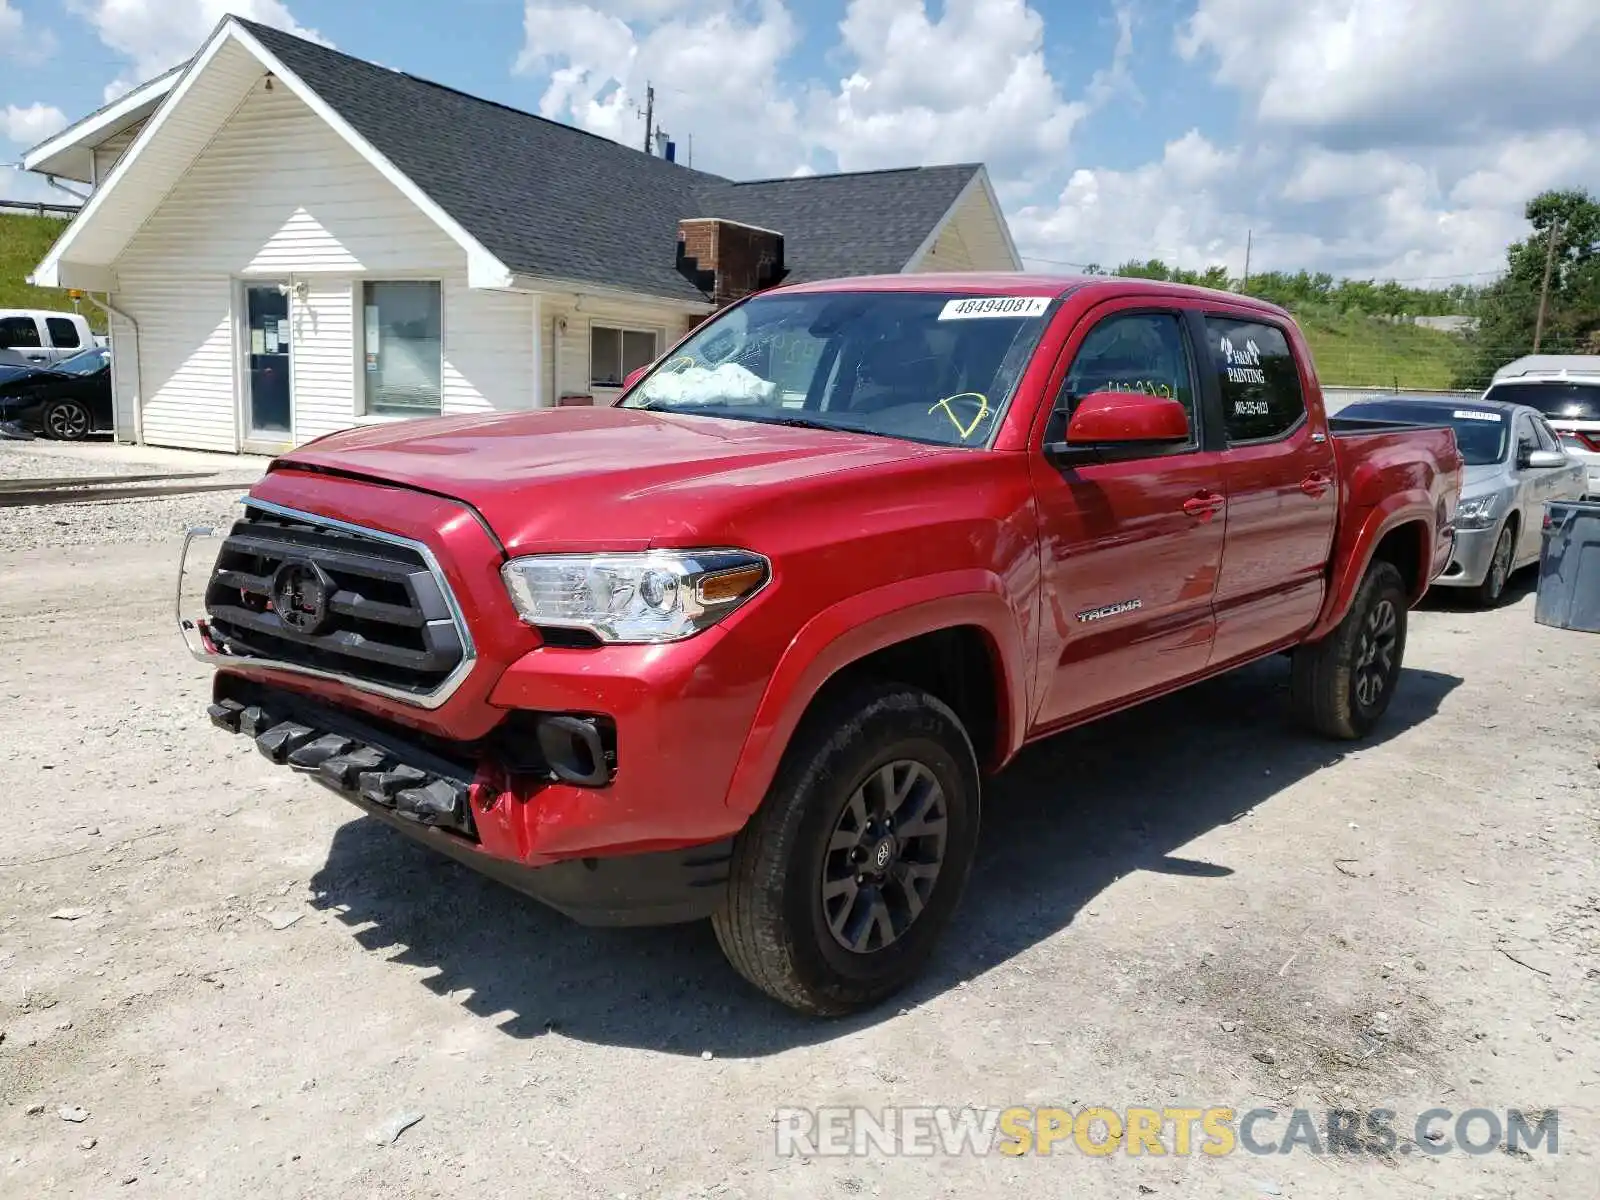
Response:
[1300,472,1331,497]
[1182,492,1225,521]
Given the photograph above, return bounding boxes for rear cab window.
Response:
[1202,317,1306,443]
[45,317,81,350]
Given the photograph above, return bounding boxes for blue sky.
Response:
[4,1,1598,283]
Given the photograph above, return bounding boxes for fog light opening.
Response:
[535,715,612,787]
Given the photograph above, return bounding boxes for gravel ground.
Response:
[0,441,265,550]
[0,498,1596,1199]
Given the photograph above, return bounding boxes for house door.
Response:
[245,284,292,440]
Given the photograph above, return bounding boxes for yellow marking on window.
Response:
[929,392,992,440]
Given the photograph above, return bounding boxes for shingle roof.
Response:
[238,20,982,304]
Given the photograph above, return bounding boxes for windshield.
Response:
[55,347,108,376]
[1343,401,1510,466]
[1484,381,1600,421]
[621,291,1056,447]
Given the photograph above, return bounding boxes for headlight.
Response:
[501,550,769,643]
[1455,494,1501,530]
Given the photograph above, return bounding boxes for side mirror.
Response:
[1061,390,1190,448]
[622,365,650,392]
[1524,448,1568,470]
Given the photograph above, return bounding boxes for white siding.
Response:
[541,294,702,405]
[107,311,138,441]
[442,280,536,415]
[118,80,460,278]
[918,219,976,271]
[291,279,356,443]
[908,183,1018,274]
[108,77,535,448]
[118,272,237,452]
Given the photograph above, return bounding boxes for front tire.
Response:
[1290,559,1408,740]
[43,399,92,441]
[713,682,980,1015]
[1472,520,1516,607]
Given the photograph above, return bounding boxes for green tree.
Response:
[1457,188,1600,387]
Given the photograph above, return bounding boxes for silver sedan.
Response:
[1336,396,1589,606]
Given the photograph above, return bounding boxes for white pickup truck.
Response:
[0,309,99,367]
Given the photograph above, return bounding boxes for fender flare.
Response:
[722,570,1030,818]
[1307,492,1436,641]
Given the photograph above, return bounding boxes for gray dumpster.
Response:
[1534,499,1600,632]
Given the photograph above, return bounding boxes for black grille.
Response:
[203,505,468,698]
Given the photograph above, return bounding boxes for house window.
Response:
[362,281,442,416]
[591,325,659,388]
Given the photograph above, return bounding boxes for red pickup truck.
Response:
[179,274,1462,1015]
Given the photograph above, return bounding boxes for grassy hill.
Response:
[1292,310,1471,391]
[0,212,103,330]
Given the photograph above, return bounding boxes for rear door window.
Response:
[1202,317,1306,443]
[45,317,81,349]
[0,316,42,349]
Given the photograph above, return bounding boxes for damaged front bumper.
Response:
[207,678,734,927]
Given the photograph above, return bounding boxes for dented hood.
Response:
[274,406,941,553]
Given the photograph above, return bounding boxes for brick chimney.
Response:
[677,218,786,306]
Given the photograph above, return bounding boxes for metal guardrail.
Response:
[0,199,80,217]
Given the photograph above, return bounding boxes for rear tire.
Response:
[43,399,91,441]
[1290,560,1408,740]
[713,682,980,1016]
[1472,520,1516,607]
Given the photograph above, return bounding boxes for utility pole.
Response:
[638,83,655,155]
[1533,215,1563,354]
[1242,229,1253,290]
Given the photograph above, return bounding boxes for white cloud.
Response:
[518,1,805,177]
[517,0,1126,182]
[2,103,69,146]
[68,0,331,101]
[1178,0,1600,143]
[1012,130,1249,272]
[1001,0,1600,282]
[1,0,57,62]
[808,0,1089,180]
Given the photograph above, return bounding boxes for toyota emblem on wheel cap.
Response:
[271,559,333,634]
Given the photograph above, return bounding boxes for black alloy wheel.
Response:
[820,759,949,954]
[44,399,91,441]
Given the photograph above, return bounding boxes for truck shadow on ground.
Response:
[309,658,1461,1056]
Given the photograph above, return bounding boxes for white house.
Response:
[27,17,1022,455]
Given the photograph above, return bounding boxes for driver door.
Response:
[1028,303,1227,730]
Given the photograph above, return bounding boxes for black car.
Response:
[0,347,113,440]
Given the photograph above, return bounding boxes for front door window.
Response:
[246,285,291,437]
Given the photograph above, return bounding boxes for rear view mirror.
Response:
[1064,391,1190,446]
[1524,448,1568,470]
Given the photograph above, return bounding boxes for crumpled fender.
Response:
[722,569,1030,818]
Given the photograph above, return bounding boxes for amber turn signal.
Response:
[697,563,768,605]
